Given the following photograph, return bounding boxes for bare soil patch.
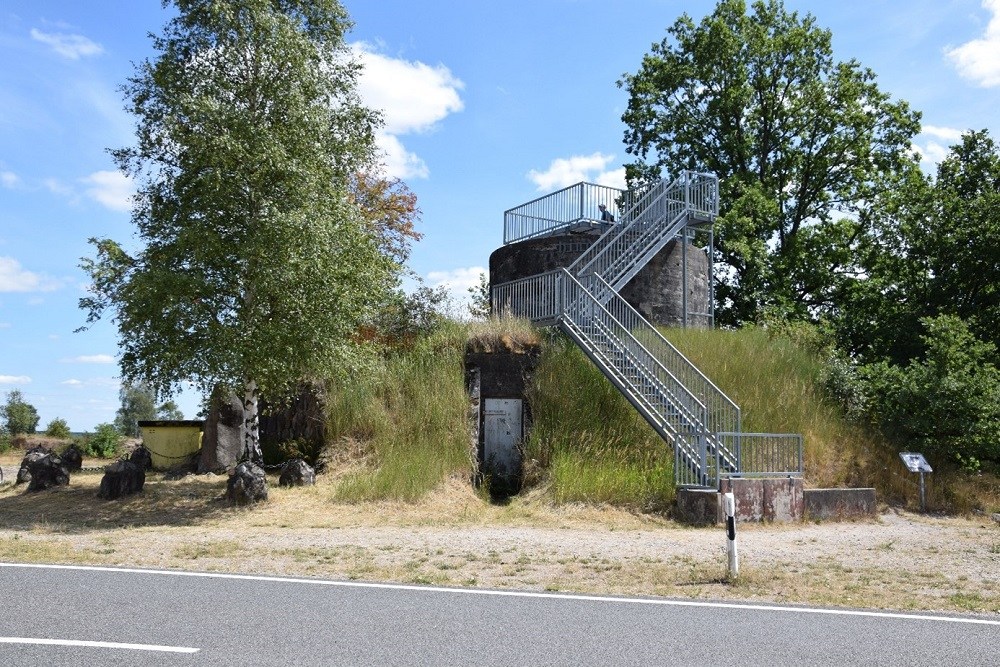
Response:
[0,460,997,616]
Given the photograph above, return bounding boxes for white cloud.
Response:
[353,42,464,179]
[1,171,21,189]
[527,153,626,191]
[425,266,487,321]
[44,178,73,197]
[913,125,966,168]
[30,28,104,60]
[922,125,965,142]
[81,170,133,212]
[0,322,10,329]
[64,354,115,364]
[62,379,83,386]
[377,133,429,180]
[427,266,486,292]
[914,141,951,166]
[0,256,61,293]
[0,375,31,384]
[946,0,1000,87]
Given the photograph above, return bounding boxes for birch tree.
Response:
[80,0,397,462]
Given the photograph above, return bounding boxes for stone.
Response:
[26,453,70,492]
[16,446,51,485]
[804,488,877,520]
[278,458,315,487]
[129,444,153,471]
[200,389,245,473]
[98,460,145,500]
[226,461,268,504]
[61,444,83,472]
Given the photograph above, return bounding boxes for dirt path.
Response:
[1,470,998,615]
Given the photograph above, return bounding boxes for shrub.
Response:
[857,315,1000,471]
[82,423,123,459]
[45,418,72,439]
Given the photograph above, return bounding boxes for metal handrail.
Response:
[503,182,637,245]
[489,170,804,488]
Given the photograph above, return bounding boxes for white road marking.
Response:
[3,561,999,627]
[0,637,199,653]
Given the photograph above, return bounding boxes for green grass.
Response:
[526,335,674,510]
[663,326,882,489]
[328,323,471,502]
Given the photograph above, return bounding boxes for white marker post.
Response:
[724,491,738,578]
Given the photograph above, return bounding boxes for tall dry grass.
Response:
[525,334,674,511]
[664,326,884,489]
[326,322,471,502]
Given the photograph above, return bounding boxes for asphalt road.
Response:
[0,563,996,666]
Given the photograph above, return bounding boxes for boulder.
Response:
[98,460,145,500]
[226,461,268,505]
[129,444,153,471]
[62,444,83,472]
[278,458,315,487]
[16,447,51,485]
[201,389,245,473]
[26,453,70,492]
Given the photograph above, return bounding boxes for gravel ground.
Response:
[1,469,998,615]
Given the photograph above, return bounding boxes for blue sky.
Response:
[2,0,999,431]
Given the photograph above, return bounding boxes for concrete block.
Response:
[804,488,877,520]
[675,488,720,525]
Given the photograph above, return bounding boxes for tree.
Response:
[468,272,490,320]
[838,130,1000,363]
[80,0,397,463]
[2,390,39,435]
[618,0,920,325]
[45,418,72,439]
[115,383,185,436]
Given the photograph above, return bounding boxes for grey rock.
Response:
[278,458,315,487]
[129,444,153,471]
[62,444,83,472]
[226,461,268,505]
[16,447,52,485]
[98,460,145,500]
[201,389,245,473]
[26,453,70,492]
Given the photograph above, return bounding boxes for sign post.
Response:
[899,452,933,512]
[723,491,738,577]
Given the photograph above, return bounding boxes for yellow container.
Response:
[137,420,204,470]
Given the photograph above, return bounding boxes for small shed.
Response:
[137,420,204,470]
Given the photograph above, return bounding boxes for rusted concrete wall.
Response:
[719,478,804,522]
[465,347,541,498]
[804,488,877,520]
[490,234,711,328]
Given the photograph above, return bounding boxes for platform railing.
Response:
[502,182,639,245]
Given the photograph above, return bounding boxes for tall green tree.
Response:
[115,383,185,437]
[2,390,39,435]
[618,0,920,325]
[839,130,1000,363]
[80,0,397,462]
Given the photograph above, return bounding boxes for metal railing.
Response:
[491,269,563,326]
[503,182,638,245]
[490,170,803,488]
[717,433,804,478]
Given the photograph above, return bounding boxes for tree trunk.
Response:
[243,379,262,463]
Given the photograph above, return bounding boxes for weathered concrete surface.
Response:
[675,488,721,525]
[804,488,877,520]
[490,235,711,328]
[718,478,805,522]
[465,347,541,499]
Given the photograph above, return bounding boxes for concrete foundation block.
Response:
[804,488,877,520]
[675,488,720,525]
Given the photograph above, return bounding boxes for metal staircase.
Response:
[492,171,803,488]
